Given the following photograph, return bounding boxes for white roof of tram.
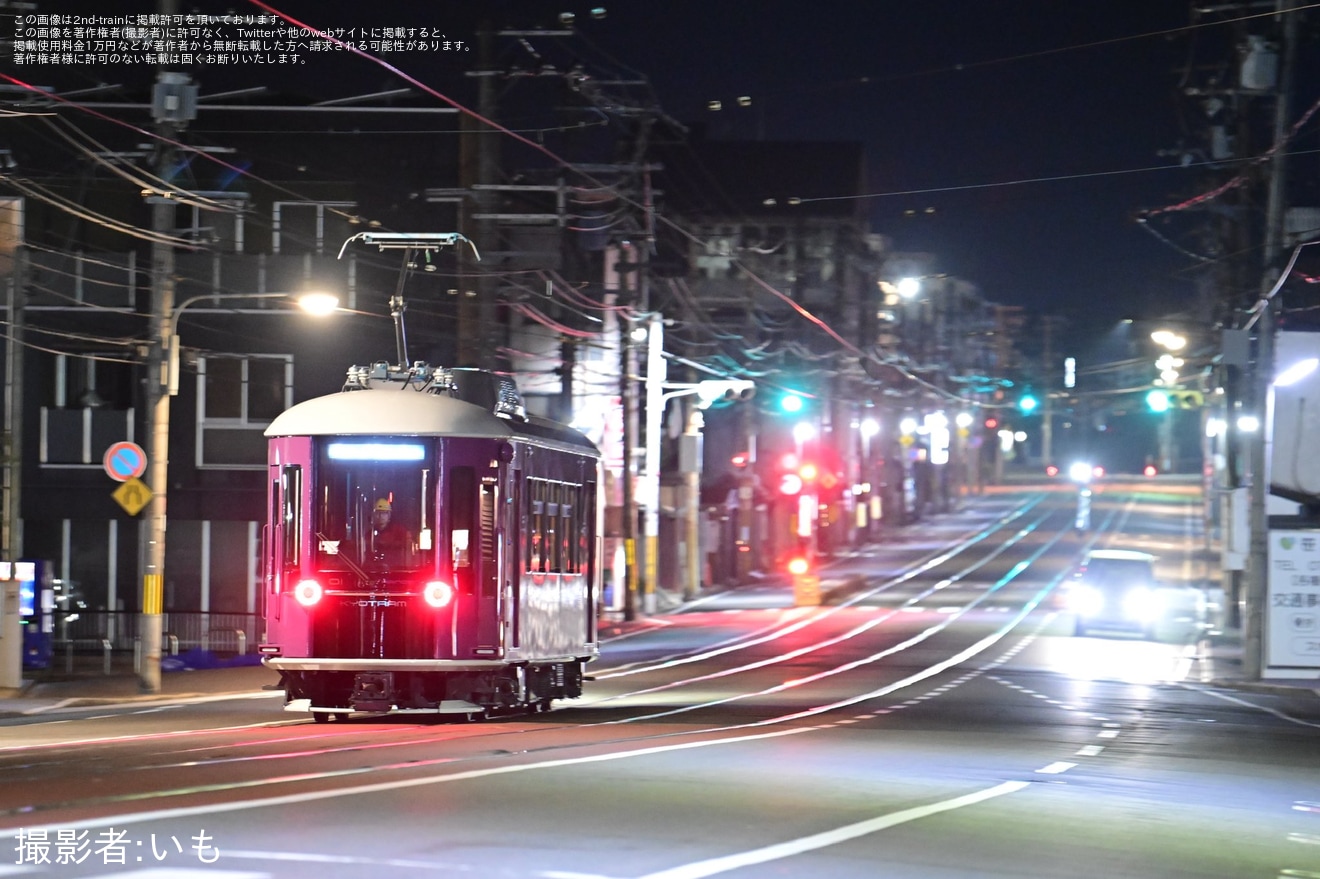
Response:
[267,389,521,439]
[265,388,598,454]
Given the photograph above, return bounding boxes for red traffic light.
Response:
[985,417,999,430]
[778,472,805,495]
[731,451,750,468]
[1045,464,1059,478]
[787,556,810,575]
[776,454,820,496]
[1143,464,1158,477]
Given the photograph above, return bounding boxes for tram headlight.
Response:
[423,580,455,609]
[293,579,323,607]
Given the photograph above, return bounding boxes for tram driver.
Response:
[370,497,415,566]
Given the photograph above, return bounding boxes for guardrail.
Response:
[55,611,261,655]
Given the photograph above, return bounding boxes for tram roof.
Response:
[264,388,598,454]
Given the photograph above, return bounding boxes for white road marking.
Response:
[1075,745,1105,757]
[1035,762,1076,775]
[93,871,268,878]
[0,726,816,839]
[632,780,1031,879]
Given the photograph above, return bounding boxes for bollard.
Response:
[167,634,179,656]
[134,637,141,674]
[235,629,247,656]
[793,573,822,606]
[65,641,74,674]
[102,639,113,675]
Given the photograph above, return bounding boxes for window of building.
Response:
[196,354,292,469]
[39,354,135,467]
[272,201,356,255]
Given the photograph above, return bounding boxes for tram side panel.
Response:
[512,446,598,664]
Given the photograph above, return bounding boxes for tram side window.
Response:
[579,483,595,575]
[525,478,586,574]
[558,484,574,574]
[449,467,475,569]
[528,485,544,573]
[281,465,301,566]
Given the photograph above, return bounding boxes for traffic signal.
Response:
[1018,393,1039,414]
[778,391,806,414]
[1172,390,1203,409]
[984,416,999,430]
[1146,390,1171,412]
[776,453,819,496]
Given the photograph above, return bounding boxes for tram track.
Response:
[0,486,1182,833]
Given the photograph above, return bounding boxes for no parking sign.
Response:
[103,441,147,482]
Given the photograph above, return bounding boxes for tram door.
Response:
[451,464,503,651]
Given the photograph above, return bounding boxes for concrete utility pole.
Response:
[1244,0,1299,680]
[620,243,639,620]
[141,0,195,692]
[1041,316,1057,467]
[458,22,499,371]
[3,247,25,564]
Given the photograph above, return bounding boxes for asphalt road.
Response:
[1,480,1317,878]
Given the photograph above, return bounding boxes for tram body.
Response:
[260,364,602,720]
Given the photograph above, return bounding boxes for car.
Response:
[1064,549,1172,639]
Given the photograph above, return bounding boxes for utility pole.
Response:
[3,247,25,565]
[1244,0,1299,680]
[1042,316,1057,466]
[141,0,195,693]
[619,242,638,621]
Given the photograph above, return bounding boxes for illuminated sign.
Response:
[327,442,426,461]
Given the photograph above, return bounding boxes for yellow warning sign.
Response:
[112,476,153,516]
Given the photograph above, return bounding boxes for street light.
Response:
[167,292,339,395]
[140,290,338,693]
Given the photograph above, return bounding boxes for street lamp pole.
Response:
[140,290,337,693]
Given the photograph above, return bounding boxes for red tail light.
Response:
[423,580,455,608]
[1045,464,1059,477]
[294,579,323,607]
[1144,464,1157,477]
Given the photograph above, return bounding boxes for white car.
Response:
[1064,549,1204,639]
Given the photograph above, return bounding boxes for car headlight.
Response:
[1069,584,1105,617]
[1123,587,1164,622]
[1068,462,1094,484]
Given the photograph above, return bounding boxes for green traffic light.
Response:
[779,392,805,413]
[1019,394,1039,414]
[1146,390,1171,412]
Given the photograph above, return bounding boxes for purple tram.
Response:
[259,362,602,721]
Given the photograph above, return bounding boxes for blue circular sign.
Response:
[103,441,147,482]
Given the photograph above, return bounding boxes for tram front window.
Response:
[315,441,434,573]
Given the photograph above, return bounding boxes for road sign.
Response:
[103,441,147,482]
[112,477,152,516]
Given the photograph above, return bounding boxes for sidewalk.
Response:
[0,654,281,717]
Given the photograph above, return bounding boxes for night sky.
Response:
[16,1,1317,355]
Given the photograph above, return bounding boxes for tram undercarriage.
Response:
[276,661,588,722]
